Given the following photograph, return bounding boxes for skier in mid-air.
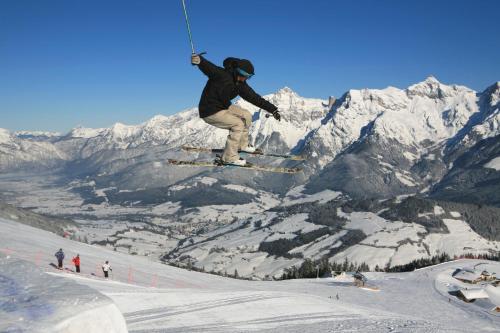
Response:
[191,54,281,166]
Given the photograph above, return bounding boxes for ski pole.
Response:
[181,0,195,54]
[181,0,206,58]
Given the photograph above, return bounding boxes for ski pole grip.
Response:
[191,52,207,66]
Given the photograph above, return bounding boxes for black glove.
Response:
[272,110,281,121]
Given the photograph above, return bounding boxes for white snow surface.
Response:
[485,156,500,171]
[283,186,341,206]
[334,213,500,268]
[1,218,500,332]
[14,130,62,138]
[0,255,127,333]
[0,128,13,144]
[68,126,107,139]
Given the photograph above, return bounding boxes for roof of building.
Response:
[453,269,482,282]
[485,285,500,306]
[459,289,489,301]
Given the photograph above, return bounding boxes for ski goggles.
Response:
[236,68,254,79]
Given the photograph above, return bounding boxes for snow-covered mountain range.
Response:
[304,78,500,202]
[1,77,499,278]
[2,77,499,201]
[0,128,67,170]
[5,86,326,160]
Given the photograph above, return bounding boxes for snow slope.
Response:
[0,255,126,333]
[452,82,500,150]
[1,217,500,332]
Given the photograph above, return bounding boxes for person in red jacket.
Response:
[72,254,80,273]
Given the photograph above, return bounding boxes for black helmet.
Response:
[223,57,239,70]
[237,59,254,76]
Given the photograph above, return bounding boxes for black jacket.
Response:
[196,56,277,118]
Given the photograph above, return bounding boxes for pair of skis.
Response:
[166,146,304,174]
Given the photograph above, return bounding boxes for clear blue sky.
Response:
[1,0,499,133]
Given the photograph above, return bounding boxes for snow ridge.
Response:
[304,77,480,167]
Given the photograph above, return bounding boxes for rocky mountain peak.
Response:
[145,115,170,126]
[484,82,500,106]
[406,76,446,98]
[265,86,305,109]
[424,75,440,84]
[107,123,140,142]
[275,86,297,96]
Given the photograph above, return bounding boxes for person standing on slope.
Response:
[54,248,65,269]
[102,261,112,278]
[72,254,81,273]
[191,54,281,166]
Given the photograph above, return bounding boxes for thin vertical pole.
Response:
[181,0,196,54]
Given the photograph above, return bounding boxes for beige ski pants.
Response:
[203,105,252,162]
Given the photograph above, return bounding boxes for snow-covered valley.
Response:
[2,172,499,281]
